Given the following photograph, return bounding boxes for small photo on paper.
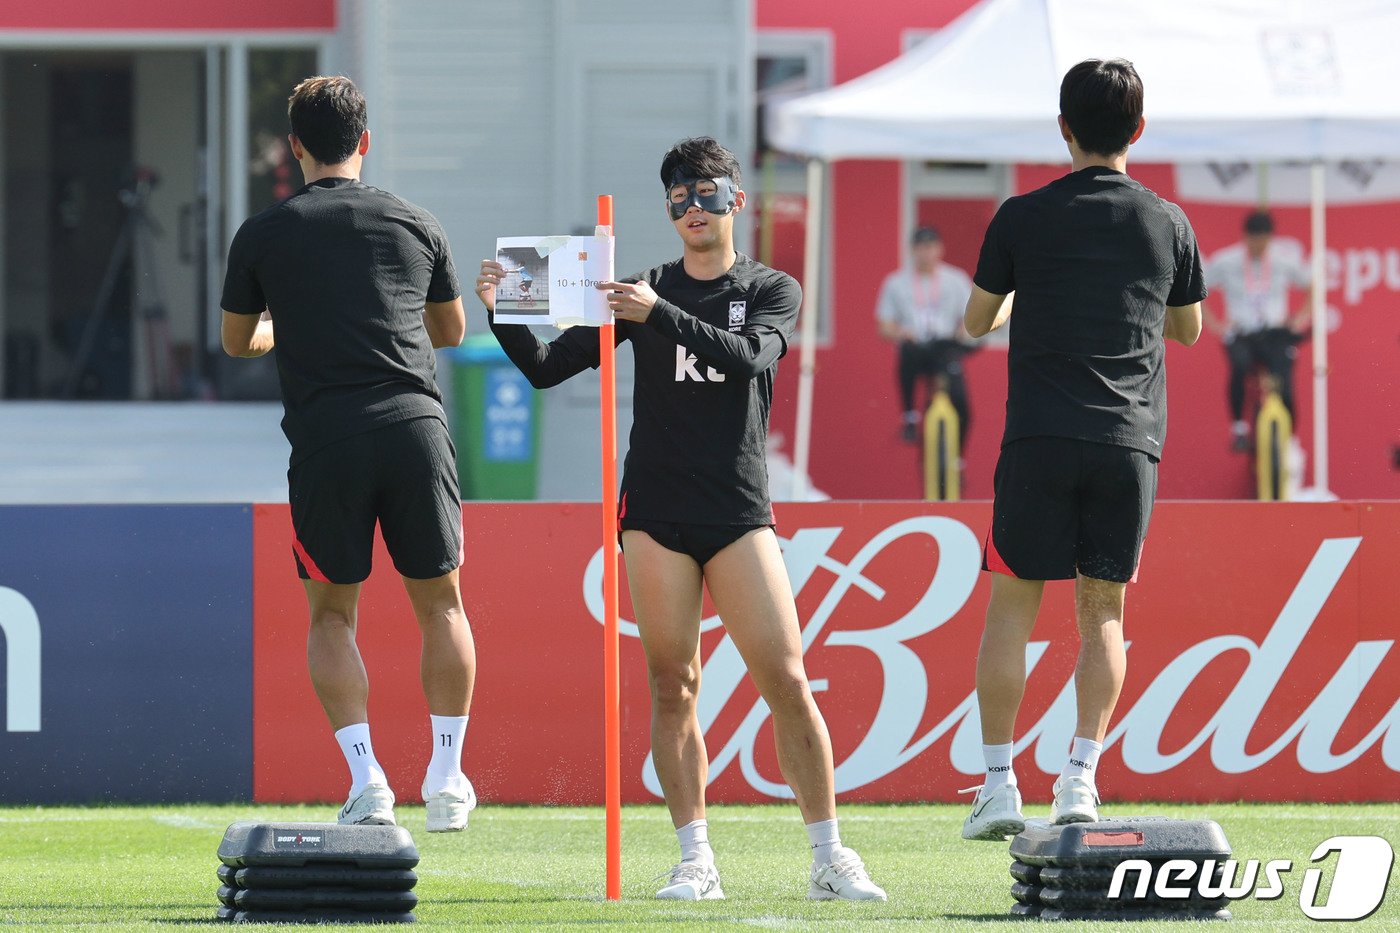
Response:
[495,245,550,316]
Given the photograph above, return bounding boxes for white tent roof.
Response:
[770,0,1400,162]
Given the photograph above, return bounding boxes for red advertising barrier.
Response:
[252,501,1400,806]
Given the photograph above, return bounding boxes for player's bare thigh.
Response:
[702,528,811,697]
[620,529,705,673]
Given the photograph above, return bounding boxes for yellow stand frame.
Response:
[923,390,961,501]
[1256,390,1291,501]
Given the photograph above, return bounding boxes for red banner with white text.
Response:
[251,501,1400,805]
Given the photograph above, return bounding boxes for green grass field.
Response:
[0,802,1395,930]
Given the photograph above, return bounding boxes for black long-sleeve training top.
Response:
[489,253,800,525]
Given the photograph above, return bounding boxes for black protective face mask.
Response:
[665,172,737,220]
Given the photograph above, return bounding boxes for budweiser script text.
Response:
[585,519,1398,798]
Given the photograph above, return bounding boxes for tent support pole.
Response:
[1310,160,1328,496]
[791,158,824,501]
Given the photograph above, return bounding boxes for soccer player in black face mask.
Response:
[475,137,886,903]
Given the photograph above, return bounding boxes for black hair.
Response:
[1059,59,1143,157]
[287,76,367,166]
[911,226,941,244]
[659,137,742,188]
[1243,210,1275,235]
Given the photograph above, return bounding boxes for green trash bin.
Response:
[449,333,541,500]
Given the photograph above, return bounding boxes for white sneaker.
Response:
[1050,775,1100,824]
[960,783,1025,840]
[655,860,724,900]
[808,846,887,901]
[422,774,477,833]
[337,783,396,826]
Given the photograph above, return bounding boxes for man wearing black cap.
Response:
[874,225,974,443]
[1203,210,1312,451]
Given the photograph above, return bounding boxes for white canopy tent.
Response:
[771,0,1400,498]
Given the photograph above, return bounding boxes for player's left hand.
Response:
[597,280,657,323]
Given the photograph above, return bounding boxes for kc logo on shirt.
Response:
[675,346,726,383]
[728,301,746,331]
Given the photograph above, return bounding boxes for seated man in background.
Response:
[875,226,975,444]
[1203,210,1311,451]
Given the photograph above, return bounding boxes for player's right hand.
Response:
[475,259,504,312]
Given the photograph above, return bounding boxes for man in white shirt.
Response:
[1203,211,1311,451]
[875,226,975,443]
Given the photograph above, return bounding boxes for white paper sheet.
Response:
[493,233,615,327]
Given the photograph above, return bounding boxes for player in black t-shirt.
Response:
[474,138,885,903]
[221,76,478,835]
[958,61,1205,841]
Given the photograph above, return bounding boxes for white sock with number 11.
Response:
[424,714,469,795]
[335,722,387,796]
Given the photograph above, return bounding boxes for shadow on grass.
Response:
[5,904,207,912]
[4,897,236,927]
[148,919,227,926]
[427,894,598,905]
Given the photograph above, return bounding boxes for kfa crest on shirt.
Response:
[728,301,747,332]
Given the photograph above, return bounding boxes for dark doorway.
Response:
[49,57,135,398]
[3,54,139,399]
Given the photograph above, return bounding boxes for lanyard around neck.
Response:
[913,268,942,309]
[1243,254,1271,297]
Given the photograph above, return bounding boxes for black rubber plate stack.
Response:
[1006,817,1234,921]
[214,822,420,924]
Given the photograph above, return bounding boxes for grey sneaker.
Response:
[422,774,477,833]
[1050,775,1100,824]
[808,847,887,901]
[960,783,1025,840]
[337,783,396,826]
[656,860,724,900]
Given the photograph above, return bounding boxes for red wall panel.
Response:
[253,501,1400,806]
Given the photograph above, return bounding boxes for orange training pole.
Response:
[597,194,622,901]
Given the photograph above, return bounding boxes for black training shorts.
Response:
[983,436,1157,584]
[289,416,462,584]
[619,518,770,567]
